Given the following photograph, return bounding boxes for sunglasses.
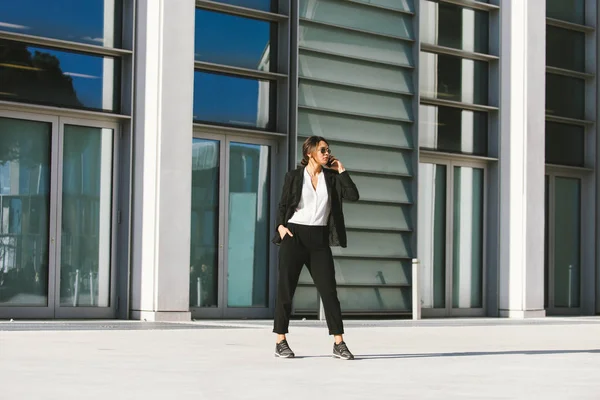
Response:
[318,147,331,154]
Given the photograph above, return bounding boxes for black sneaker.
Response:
[333,341,354,360]
[275,339,295,358]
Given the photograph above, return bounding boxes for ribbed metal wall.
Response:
[291,0,417,315]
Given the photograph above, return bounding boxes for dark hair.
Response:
[300,136,328,166]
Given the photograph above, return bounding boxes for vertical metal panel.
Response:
[293,0,417,315]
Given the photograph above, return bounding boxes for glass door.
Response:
[418,157,486,317]
[0,112,57,318]
[54,118,118,318]
[545,173,582,315]
[190,132,276,318]
[0,111,118,319]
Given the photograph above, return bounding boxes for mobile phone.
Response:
[326,155,334,167]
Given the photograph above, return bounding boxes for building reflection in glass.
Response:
[60,126,113,308]
[0,40,120,112]
[190,138,220,308]
[0,117,51,306]
[0,0,122,47]
[195,9,273,71]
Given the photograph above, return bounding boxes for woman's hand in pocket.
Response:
[278,225,293,240]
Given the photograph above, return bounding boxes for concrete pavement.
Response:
[0,318,599,399]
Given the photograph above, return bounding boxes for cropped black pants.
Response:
[273,223,344,335]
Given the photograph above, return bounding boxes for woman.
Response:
[272,136,359,360]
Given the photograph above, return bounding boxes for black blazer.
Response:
[271,166,359,248]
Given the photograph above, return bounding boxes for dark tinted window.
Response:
[420,52,489,105]
[421,0,489,54]
[209,0,275,12]
[547,0,585,25]
[545,122,584,166]
[545,74,585,120]
[0,0,122,47]
[0,40,120,112]
[195,9,274,71]
[419,104,488,155]
[546,26,585,72]
[193,71,275,130]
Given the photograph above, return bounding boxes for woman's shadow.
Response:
[293,349,600,360]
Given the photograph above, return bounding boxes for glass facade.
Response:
[0,117,51,307]
[420,52,489,105]
[60,125,113,307]
[420,0,489,54]
[418,0,494,316]
[190,138,220,308]
[0,0,598,321]
[0,40,121,112]
[193,4,279,131]
[419,104,488,155]
[418,162,484,312]
[0,0,123,47]
[546,0,585,25]
[0,0,125,318]
[209,0,275,12]
[193,71,274,129]
[194,9,274,71]
[544,0,592,314]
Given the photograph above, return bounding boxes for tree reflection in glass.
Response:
[0,117,51,306]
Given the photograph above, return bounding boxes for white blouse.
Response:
[287,169,331,226]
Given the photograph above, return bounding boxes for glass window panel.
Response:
[195,9,274,71]
[419,104,488,156]
[298,51,414,94]
[420,52,489,105]
[452,166,484,309]
[338,287,411,311]
[0,117,51,307]
[299,0,413,39]
[0,40,121,112]
[60,125,113,308]
[299,23,414,66]
[298,80,413,121]
[0,0,122,47]
[546,0,585,25]
[227,142,270,307]
[546,74,585,120]
[420,0,489,54]
[546,26,585,72]
[553,177,581,308]
[545,122,585,167]
[208,0,275,12]
[418,163,446,309]
[352,0,414,13]
[190,138,220,308]
[193,71,275,130]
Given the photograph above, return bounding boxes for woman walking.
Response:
[272,136,359,360]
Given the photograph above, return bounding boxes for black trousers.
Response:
[273,223,344,335]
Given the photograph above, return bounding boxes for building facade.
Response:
[0,0,598,321]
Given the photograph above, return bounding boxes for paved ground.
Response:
[0,318,599,399]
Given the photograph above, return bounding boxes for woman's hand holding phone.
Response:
[326,155,345,173]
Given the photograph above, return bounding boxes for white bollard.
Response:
[412,258,421,320]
